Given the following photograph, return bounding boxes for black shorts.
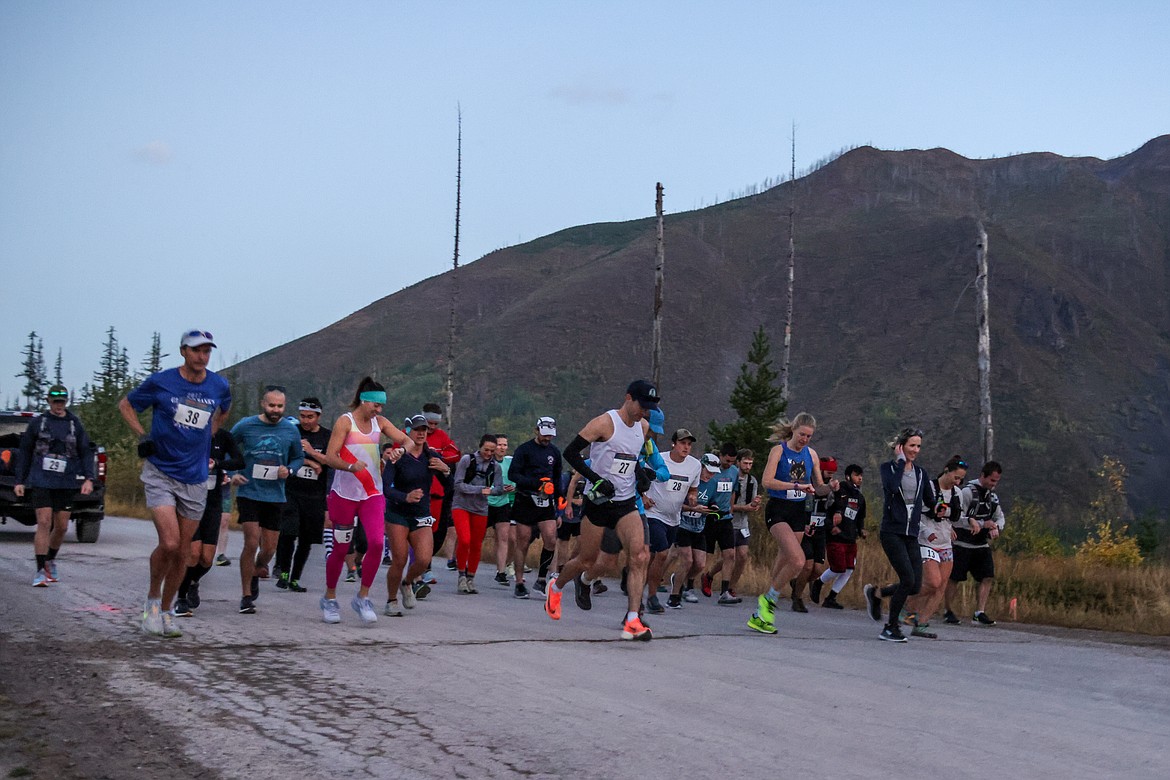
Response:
[281,492,327,539]
[582,497,640,530]
[765,497,810,531]
[647,517,677,554]
[386,510,436,533]
[557,520,581,542]
[950,545,995,582]
[488,503,512,526]
[703,517,736,555]
[28,487,73,512]
[599,512,649,554]
[193,495,222,546]
[800,530,827,563]
[236,496,283,532]
[511,494,556,526]
[675,527,705,549]
[731,524,752,548]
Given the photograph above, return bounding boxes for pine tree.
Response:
[141,332,167,376]
[707,325,786,474]
[16,331,47,409]
[54,348,64,386]
[93,326,121,395]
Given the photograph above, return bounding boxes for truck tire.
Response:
[75,517,102,543]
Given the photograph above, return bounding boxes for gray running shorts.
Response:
[141,460,208,521]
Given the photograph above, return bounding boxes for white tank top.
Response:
[330,413,382,502]
[588,409,644,501]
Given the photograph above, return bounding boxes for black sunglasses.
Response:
[185,330,214,339]
[264,385,286,393]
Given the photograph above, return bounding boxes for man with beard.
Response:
[230,387,304,614]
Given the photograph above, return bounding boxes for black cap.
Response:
[626,379,661,410]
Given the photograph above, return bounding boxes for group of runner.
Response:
[16,329,1007,643]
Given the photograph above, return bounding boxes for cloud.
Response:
[135,140,173,165]
[547,83,630,106]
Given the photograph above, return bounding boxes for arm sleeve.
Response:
[562,436,602,485]
[646,440,670,481]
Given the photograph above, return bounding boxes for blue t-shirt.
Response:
[230,416,304,503]
[127,368,232,485]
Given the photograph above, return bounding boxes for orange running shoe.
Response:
[621,615,653,641]
[544,576,562,620]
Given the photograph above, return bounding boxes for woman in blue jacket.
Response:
[864,427,934,642]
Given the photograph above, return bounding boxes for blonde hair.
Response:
[769,412,817,443]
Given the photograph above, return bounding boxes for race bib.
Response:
[716,481,733,493]
[669,478,687,492]
[740,527,751,539]
[42,456,67,473]
[786,489,805,500]
[174,401,212,430]
[921,546,942,563]
[844,506,858,520]
[252,463,280,480]
[809,514,825,528]
[533,495,551,508]
[333,526,354,544]
[205,475,218,490]
[611,453,637,478]
[296,465,318,480]
[416,516,436,528]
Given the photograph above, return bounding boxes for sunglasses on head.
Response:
[264,385,286,393]
[185,330,214,339]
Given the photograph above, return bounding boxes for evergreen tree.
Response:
[75,326,139,453]
[54,348,64,386]
[142,332,167,376]
[93,326,121,395]
[16,331,47,409]
[707,325,786,475]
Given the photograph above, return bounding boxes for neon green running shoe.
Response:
[757,593,776,624]
[747,615,778,634]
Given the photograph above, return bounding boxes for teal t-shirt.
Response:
[230,416,305,504]
[487,455,515,507]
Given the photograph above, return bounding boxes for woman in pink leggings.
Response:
[318,377,408,625]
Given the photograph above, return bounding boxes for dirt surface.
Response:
[0,635,219,780]
[3,517,1169,780]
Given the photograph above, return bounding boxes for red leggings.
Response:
[452,508,488,575]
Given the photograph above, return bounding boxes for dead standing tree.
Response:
[651,183,665,389]
[778,126,796,404]
[445,108,462,427]
[975,222,993,461]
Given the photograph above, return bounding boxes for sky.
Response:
[2,1,1168,401]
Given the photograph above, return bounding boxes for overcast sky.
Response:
[2,1,1168,399]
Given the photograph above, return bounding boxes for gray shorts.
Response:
[141,460,208,520]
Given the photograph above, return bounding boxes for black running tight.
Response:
[879,532,922,626]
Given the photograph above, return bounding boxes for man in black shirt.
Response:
[507,417,562,599]
[275,398,331,593]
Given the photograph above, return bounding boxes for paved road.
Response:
[1,516,1167,779]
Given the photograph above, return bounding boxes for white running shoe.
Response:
[351,594,377,624]
[141,598,164,635]
[320,596,341,624]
